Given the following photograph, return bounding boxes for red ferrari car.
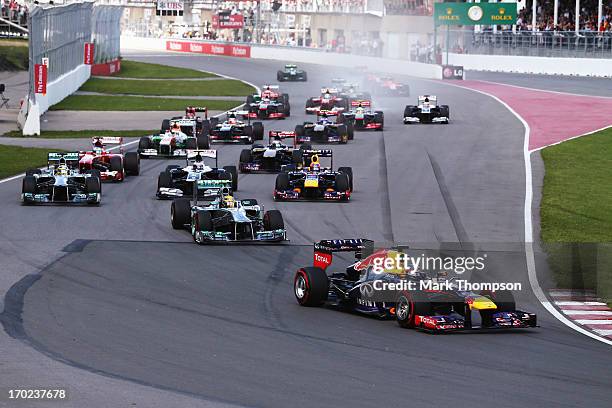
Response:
[79,137,140,182]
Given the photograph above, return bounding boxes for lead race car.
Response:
[293,240,538,333]
[22,152,101,205]
[239,131,310,173]
[295,112,352,144]
[403,95,450,124]
[277,64,307,81]
[207,111,264,144]
[170,190,287,244]
[79,137,140,182]
[273,149,353,201]
[157,149,238,199]
[338,100,384,131]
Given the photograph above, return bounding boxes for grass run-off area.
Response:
[2,130,155,139]
[50,95,240,111]
[80,77,254,97]
[111,60,217,79]
[0,40,28,71]
[540,126,612,302]
[0,144,55,179]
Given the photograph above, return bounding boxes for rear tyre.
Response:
[109,156,122,172]
[338,167,353,191]
[223,165,238,191]
[336,124,348,144]
[185,138,197,150]
[246,94,255,105]
[282,93,290,104]
[197,133,210,149]
[302,72,308,81]
[243,125,254,144]
[161,119,170,133]
[347,122,354,140]
[124,152,139,176]
[239,149,252,171]
[138,136,151,152]
[25,169,41,177]
[263,209,284,230]
[275,172,290,191]
[171,198,191,229]
[403,105,416,118]
[294,267,328,306]
[277,71,284,82]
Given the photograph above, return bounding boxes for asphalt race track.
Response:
[1,53,611,408]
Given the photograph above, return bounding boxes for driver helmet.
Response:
[223,195,236,208]
[55,159,69,176]
[185,107,196,118]
[171,123,181,132]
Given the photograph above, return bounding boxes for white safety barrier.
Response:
[22,64,91,135]
[120,36,443,80]
[448,53,612,78]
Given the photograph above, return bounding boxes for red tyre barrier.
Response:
[91,59,121,76]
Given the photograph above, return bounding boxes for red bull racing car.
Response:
[294,240,538,333]
[79,137,140,182]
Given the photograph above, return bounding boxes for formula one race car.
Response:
[138,128,208,159]
[170,191,287,244]
[403,95,449,124]
[274,149,353,201]
[79,137,140,182]
[332,79,373,103]
[157,149,237,199]
[277,64,307,82]
[305,88,349,115]
[242,85,290,119]
[295,112,352,144]
[338,100,384,131]
[247,85,289,105]
[22,152,101,205]
[160,106,209,136]
[207,112,264,144]
[366,74,410,96]
[239,131,310,173]
[293,240,538,334]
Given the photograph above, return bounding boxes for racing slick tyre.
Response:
[223,165,238,191]
[192,210,213,244]
[396,292,432,329]
[305,99,314,113]
[299,142,312,152]
[185,138,197,150]
[158,171,173,189]
[25,168,41,176]
[335,172,350,196]
[210,117,219,128]
[486,290,516,312]
[253,122,264,141]
[243,125,254,144]
[246,94,255,105]
[124,152,140,176]
[161,119,170,133]
[275,172,290,198]
[282,93,290,105]
[403,105,417,120]
[86,175,101,195]
[291,149,303,164]
[171,198,191,229]
[347,122,354,140]
[295,125,306,142]
[440,105,450,123]
[22,176,37,194]
[86,169,102,192]
[338,167,353,192]
[197,133,210,149]
[239,149,252,171]
[138,137,152,156]
[277,71,284,82]
[109,155,122,173]
[294,267,328,306]
[165,164,181,174]
[336,124,349,144]
[283,103,291,117]
[301,72,307,81]
[263,209,284,231]
[374,111,384,131]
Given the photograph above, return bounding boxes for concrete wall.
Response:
[448,53,612,78]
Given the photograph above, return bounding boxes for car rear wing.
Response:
[269,131,296,147]
[91,136,123,152]
[321,87,339,94]
[350,100,371,107]
[185,106,208,118]
[48,152,80,167]
[186,149,218,167]
[418,95,437,103]
[316,110,339,118]
[261,84,279,90]
[313,239,374,270]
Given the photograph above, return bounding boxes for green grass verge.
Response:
[0,144,55,179]
[0,45,28,71]
[540,127,612,302]
[49,95,241,111]
[79,77,254,97]
[2,130,156,139]
[111,60,217,79]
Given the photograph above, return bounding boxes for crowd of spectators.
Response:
[384,0,433,16]
[516,0,612,32]
[1,0,29,26]
[263,0,366,14]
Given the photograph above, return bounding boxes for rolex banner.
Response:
[434,3,517,26]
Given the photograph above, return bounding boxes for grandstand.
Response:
[0,0,29,38]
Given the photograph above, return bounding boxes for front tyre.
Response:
[294,267,328,306]
[171,198,191,230]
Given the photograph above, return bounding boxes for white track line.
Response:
[555,301,607,306]
[562,310,612,316]
[576,319,612,324]
[435,80,612,346]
